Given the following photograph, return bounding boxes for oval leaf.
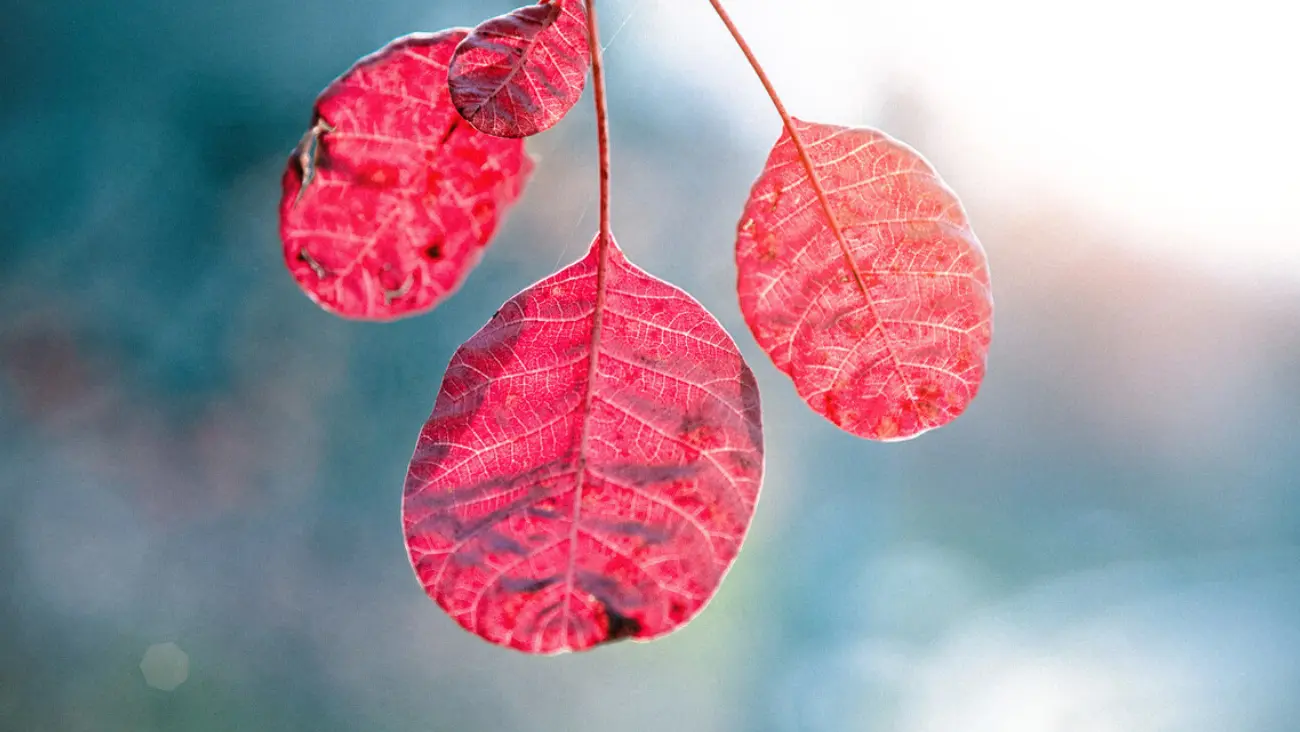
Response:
[403,235,764,653]
[448,0,591,138]
[736,119,992,441]
[280,31,534,321]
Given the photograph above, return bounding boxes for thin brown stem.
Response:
[564,0,613,651]
[587,0,612,253]
[708,0,925,425]
[705,0,866,293]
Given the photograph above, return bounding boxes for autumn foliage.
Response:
[448,0,591,138]
[404,236,763,653]
[737,120,992,440]
[279,0,992,653]
[281,31,533,320]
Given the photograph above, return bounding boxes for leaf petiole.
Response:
[705,0,865,294]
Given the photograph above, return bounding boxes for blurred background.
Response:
[3,0,1299,729]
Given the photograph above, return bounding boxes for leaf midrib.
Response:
[780,124,932,430]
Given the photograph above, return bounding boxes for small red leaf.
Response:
[448,0,591,138]
[403,235,764,653]
[280,31,534,321]
[736,119,993,441]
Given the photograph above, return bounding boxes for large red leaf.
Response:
[280,31,533,321]
[447,0,590,138]
[736,119,992,441]
[403,235,764,653]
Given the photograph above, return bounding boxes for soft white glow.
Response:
[140,642,190,692]
[629,0,1300,282]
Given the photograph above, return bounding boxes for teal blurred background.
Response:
[3,0,1298,730]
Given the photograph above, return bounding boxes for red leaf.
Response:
[736,120,993,441]
[279,31,534,321]
[403,235,764,653]
[448,0,591,138]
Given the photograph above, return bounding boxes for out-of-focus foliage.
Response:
[2,0,1298,730]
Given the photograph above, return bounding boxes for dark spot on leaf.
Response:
[600,599,641,643]
[500,575,558,594]
[679,411,721,449]
[424,241,443,260]
[633,348,664,366]
[535,599,563,624]
[596,519,670,546]
[600,462,701,487]
[439,118,460,146]
[679,413,705,434]
[483,530,528,556]
[668,599,688,624]
[527,504,561,520]
[452,545,485,567]
[731,450,759,473]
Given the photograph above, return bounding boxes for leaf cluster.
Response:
[279,0,992,653]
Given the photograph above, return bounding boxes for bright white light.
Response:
[631,0,1300,282]
[888,557,1300,732]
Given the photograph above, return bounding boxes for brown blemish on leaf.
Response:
[601,520,670,546]
[679,412,720,450]
[598,597,642,644]
[912,383,946,422]
[500,575,559,594]
[633,348,666,366]
[297,249,327,278]
[439,117,460,146]
[731,450,759,473]
[293,117,334,207]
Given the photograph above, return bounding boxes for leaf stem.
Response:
[563,0,613,651]
[708,0,928,427]
[705,0,868,296]
[587,0,612,253]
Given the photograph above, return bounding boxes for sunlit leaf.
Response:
[736,119,992,440]
[280,31,533,321]
[448,0,591,138]
[404,235,764,653]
